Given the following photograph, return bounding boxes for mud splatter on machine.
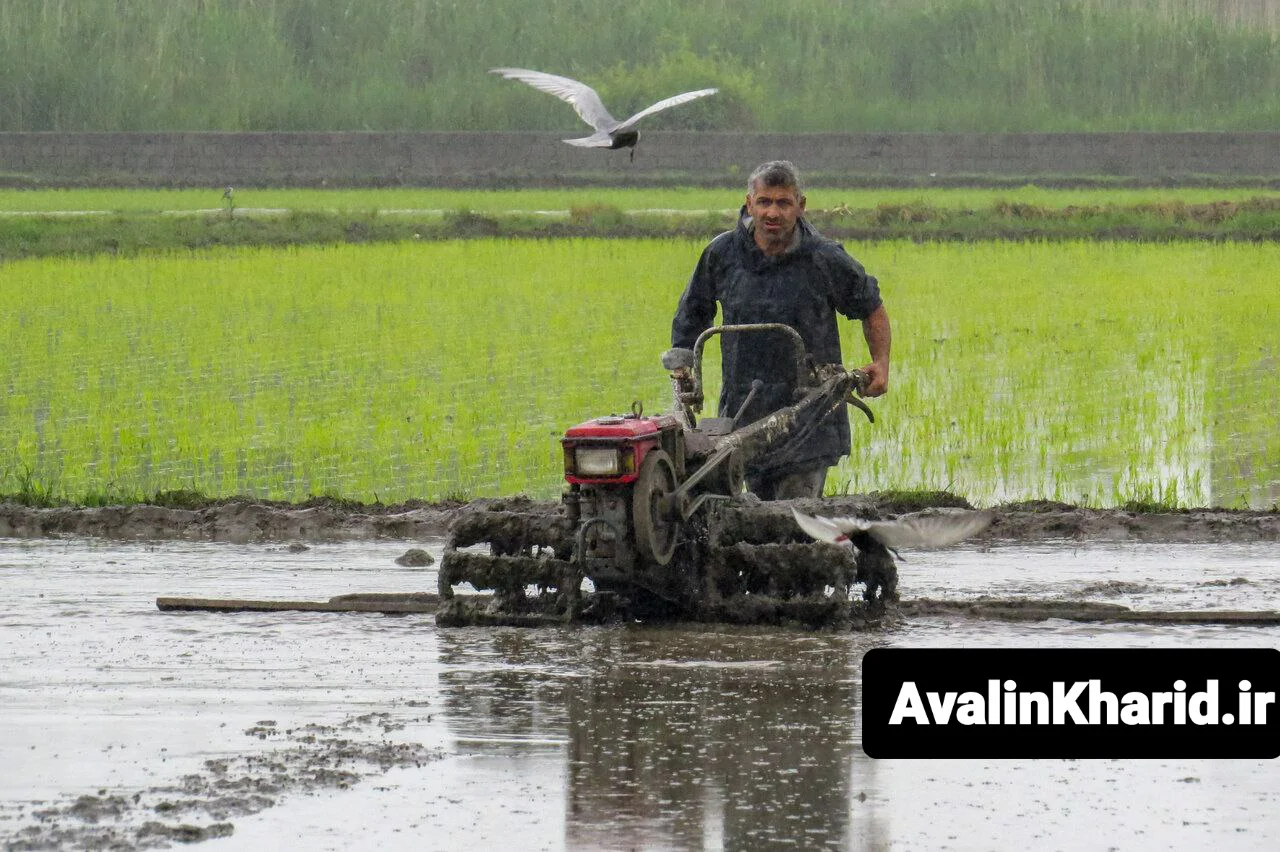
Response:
[436,324,897,628]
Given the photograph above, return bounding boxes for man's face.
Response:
[746,182,806,254]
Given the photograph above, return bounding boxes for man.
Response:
[671,160,891,499]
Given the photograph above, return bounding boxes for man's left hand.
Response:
[860,361,889,397]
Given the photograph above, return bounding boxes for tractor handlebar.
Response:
[665,324,810,413]
[665,324,871,415]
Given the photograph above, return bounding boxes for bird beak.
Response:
[791,508,848,545]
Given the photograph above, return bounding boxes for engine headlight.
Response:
[565,445,638,478]
[573,446,622,476]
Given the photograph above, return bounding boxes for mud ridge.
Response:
[0,499,457,543]
[0,495,1277,544]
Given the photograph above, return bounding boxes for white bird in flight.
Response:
[792,507,994,554]
[490,67,718,160]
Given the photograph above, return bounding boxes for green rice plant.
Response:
[0,240,689,503]
[0,238,1275,507]
[829,239,1279,508]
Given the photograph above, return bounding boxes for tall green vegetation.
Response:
[2,186,1278,214]
[0,0,1276,132]
[1,239,1276,508]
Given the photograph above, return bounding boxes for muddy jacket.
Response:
[671,211,882,473]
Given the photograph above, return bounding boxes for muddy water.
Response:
[2,537,1278,850]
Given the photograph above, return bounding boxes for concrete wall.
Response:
[1,132,1276,187]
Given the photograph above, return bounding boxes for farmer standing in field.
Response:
[671,160,891,499]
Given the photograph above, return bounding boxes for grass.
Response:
[1,1,1277,132]
[2,191,1278,261]
[1,238,1276,509]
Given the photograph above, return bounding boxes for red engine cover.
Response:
[562,414,679,485]
[564,414,673,439]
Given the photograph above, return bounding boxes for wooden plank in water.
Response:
[901,599,1280,626]
[156,592,441,614]
[156,594,1280,625]
[1092,610,1280,626]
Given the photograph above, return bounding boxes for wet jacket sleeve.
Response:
[671,241,720,349]
[821,244,882,321]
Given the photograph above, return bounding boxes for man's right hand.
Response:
[859,305,891,398]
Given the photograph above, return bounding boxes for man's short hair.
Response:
[748,160,804,196]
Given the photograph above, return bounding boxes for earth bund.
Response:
[2,495,1276,546]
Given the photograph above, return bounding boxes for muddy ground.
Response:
[4,712,440,851]
[1,495,1277,545]
[4,500,1279,850]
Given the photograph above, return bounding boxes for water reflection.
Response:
[438,628,887,850]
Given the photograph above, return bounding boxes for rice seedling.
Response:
[830,240,1279,508]
[0,239,1275,508]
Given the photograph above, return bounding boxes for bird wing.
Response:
[792,507,992,550]
[489,68,617,132]
[862,510,995,550]
[791,508,868,545]
[562,132,615,147]
[614,88,719,132]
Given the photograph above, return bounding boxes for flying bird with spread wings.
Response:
[791,507,994,603]
[791,507,994,555]
[490,67,718,160]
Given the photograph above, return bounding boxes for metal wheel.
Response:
[632,449,679,567]
[711,448,745,496]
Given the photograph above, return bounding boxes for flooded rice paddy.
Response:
[2,536,1278,850]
